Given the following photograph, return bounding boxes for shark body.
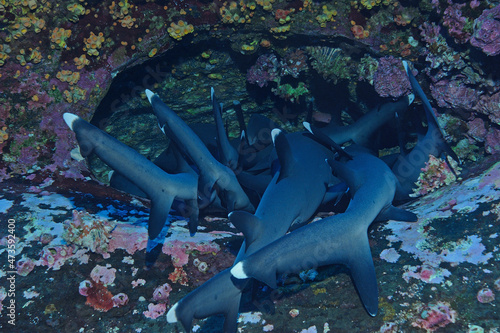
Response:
[231,145,417,316]
[145,90,255,228]
[391,61,460,201]
[62,113,199,240]
[167,129,342,332]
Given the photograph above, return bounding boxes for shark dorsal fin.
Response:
[229,211,264,250]
[272,129,295,183]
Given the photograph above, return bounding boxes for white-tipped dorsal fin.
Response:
[63,113,79,130]
[271,128,281,145]
[408,93,415,105]
[302,121,312,134]
[145,89,155,103]
[230,262,248,279]
[211,87,215,100]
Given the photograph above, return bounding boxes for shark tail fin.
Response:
[212,88,239,170]
[272,129,295,182]
[402,61,460,164]
[229,211,264,250]
[375,205,418,222]
[347,236,379,316]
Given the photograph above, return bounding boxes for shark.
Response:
[166,128,344,332]
[319,95,414,147]
[230,133,418,316]
[391,61,460,201]
[62,113,199,242]
[145,90,255,222]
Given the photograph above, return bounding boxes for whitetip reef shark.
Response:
[145,89,255,220]
[62,113,199,241]
[230,137,418,316]
[166,128,344,332]
[391,61,460,201]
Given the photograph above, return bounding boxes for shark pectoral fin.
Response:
[228,211,263,249]
[375,205,418,222]
[304,122,353,160]
[348,240,379,316]
[272,129,295,183]
[148,194,174,240]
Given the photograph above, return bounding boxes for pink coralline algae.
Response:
[471,5,500,56]
[16,257,36,276]
[162,240,220,267]
[412,301,457,332]
[411,155,460,198]
[373,56,411,99]
[152,283,172,303]
[430,79,480,111]
[246,54,279,88]
[443,3,471,44]
[90,265,116,286]
[143,303,166,319]
[36,245,74,270]
[111,293,129,307]
[107,223,148,255]
[477,288,495,303]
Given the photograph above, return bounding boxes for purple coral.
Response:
[474,90,500,125]
[443,3,471,44]
[246,54,279,88]
[470,5,500,56]
[373,56,411,99]
[419,22,441,45]
[430,79,480,111]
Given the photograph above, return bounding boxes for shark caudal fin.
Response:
[229,211,265,250]
[168,269,245,333]
[230,260,279,289]
[347,235,379,316]
[212,87,239,170]
[402,61,460,164]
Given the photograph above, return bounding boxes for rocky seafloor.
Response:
[0,154,499,332]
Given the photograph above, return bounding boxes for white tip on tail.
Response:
[166,303,178,323]
[271,128,281,146]
[63,113,79,130]
[408,93,415,105]
[145,89,155,103]
[211,87,215,100]
[230,262,248,279]
[107,170,114,182]
[302,122,312,134]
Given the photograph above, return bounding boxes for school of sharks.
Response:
[63,60,459,332]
